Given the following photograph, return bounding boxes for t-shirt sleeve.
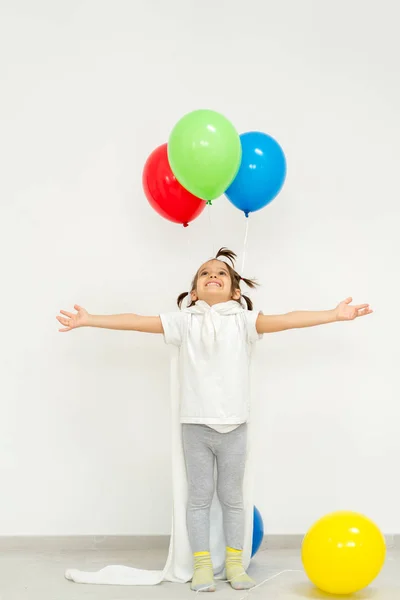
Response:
[159,312,184,347]
[244,310,264,343]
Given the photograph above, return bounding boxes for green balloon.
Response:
[168,109,241,201]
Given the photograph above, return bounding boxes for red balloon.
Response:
[143,144,206,227]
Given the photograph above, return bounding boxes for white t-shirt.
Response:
[160,301,262,430]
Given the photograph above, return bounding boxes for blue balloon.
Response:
[225,132,286,217]
[251,506,264,558]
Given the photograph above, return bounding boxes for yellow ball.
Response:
[302,511,386,595]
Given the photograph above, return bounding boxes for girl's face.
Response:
[190,259,241,306]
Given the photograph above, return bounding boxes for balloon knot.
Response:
[183,222,189,228]
[206,200,212,206]
[244,211,250,218]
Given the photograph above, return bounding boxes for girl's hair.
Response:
[177,247,259,310]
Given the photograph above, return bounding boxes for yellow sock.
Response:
[191,551,216,592]
[225,547,255,591]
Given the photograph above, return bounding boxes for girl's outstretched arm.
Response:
[256,297,372,334]
[56,305,163,334]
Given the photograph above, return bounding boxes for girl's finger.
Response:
[344,297,353,304]
[74,304,82,311]
[355,304,369,310]
[60,310,74,318]
[59,327,70,332]
[57,316,69,326]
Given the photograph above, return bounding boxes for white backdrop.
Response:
[0,0,399,536]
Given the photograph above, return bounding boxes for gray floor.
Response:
[0,548,398,599]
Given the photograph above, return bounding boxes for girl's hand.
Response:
[57,305,90,332]
[335,297,373,321]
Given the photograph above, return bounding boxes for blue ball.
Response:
[252,506,264,557]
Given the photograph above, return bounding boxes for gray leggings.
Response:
[182,423,247,553]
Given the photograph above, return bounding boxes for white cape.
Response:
[65,348,256,586]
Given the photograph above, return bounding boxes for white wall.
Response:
[0,0,399,536]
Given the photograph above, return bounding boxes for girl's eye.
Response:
[200,270,227,276]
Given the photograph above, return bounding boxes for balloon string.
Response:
[238,569,303,600]
[241,216,250,275]
[183,221,193,309]
[186,222,191,255]
[194,568,303,597]
[208,202,215,256]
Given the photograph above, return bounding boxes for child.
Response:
[57,247,372,592]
